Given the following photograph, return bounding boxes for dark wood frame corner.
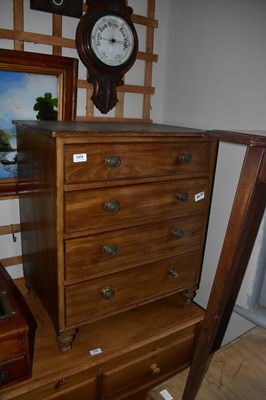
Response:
[0,49,78,199]
[182,131,266,399]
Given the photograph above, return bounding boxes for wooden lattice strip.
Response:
[115,92,125,119]
[132,14,158,28]
[77,79,155,120]
[0,29,74,49]
[77,80,155,95]
[143,0,156,121]
[86,85,94,118]
[0,224,21,236]
[13,0,24,51]
[52,14,62,56]
[76,115,151,123]
[0,256,23,268]
[0,29,158,63]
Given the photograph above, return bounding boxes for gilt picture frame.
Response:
[0,49,78,198]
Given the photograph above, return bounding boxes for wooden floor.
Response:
[148,327,266,400]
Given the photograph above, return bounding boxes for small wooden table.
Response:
[182,129,266,399]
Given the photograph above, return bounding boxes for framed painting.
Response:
[0,49,78,198]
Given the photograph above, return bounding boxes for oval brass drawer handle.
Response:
[103,244,117,257]
[101,287,115,300]
[172,228,184,240]
[176,191,189,202]
[168,267,180,278]
[179,152,192,164]
[149,363,161,376]
[105,200,120,213]
[106,155,121,169]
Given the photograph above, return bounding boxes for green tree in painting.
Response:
[34,92,58,120]
[0,129,13,152]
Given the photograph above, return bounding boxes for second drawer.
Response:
[64,178,210,234]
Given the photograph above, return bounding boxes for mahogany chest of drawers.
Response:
[14,121,218,399]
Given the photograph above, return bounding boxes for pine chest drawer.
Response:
[65,215,205,282]
[64,142,214,184]
[102,325,198,399]
[64,178,210,234]
[65,251,201,326]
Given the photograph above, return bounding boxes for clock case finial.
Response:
[76,0,138,114]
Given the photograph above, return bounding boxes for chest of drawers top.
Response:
[16,121,215,183]
[15,120,206,137]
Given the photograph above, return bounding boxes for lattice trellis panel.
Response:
[0,0,158,122]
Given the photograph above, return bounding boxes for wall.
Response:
[161,0,266,130]
[160,0,266,344]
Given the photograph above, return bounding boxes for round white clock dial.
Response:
[90,15,135,67]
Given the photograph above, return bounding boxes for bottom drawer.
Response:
[66,251,200,327]
[103,325,197,399]
[13,373,99,400]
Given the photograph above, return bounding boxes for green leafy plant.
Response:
[34,92,58,120]
[0,129,13,152]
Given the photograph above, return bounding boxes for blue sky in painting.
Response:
[0,71,58,134]
[0,71,58,178]
[0,71,27,93]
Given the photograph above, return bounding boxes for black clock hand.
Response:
[100,37,113,42]
[113,39,132,45]
[100,37,132,46]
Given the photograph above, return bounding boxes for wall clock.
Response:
[76,0,138,114]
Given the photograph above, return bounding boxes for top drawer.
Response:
[64,142,214,184]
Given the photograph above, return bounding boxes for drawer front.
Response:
[0,357,27,386]
[103,329,196,398]
[0,336,26,361]
[64,142,214,184]
[12,374,98,400]
[65,178,210,234]
[50,379,98,400]
[65,252,200,326]
[65,215,204,281]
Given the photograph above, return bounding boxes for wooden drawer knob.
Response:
[172,228,184,240]
[176,191,189,202]
[179,152,192,164]
[106,155,121,169]
[149,363,161,376]
[105,200,120,214]
[103,244,117,257]
[101,287,115,300]
[168,267,180,278]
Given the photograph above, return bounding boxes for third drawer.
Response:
[65,214,205,281]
